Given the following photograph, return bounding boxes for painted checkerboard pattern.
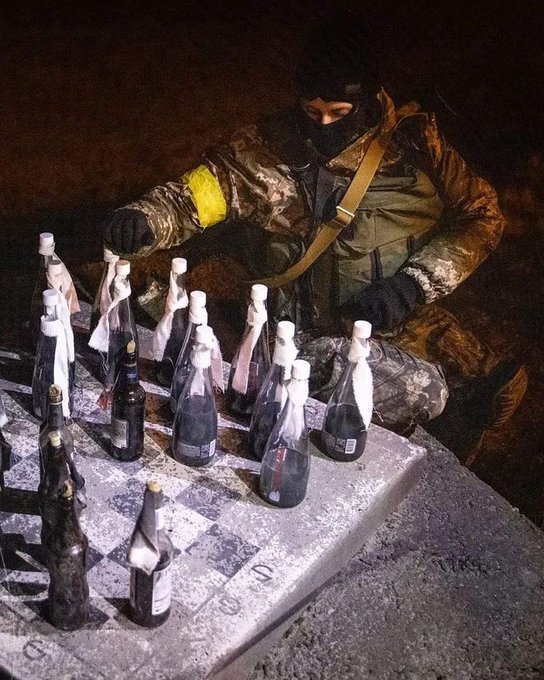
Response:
[0,305,425,679]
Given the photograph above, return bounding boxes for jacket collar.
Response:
[325,89,397,173]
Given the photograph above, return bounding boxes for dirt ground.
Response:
[1,2,544,523]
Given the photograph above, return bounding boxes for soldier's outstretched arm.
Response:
[103,162,229,256]
[102,123,302,257]
[402,114,506,303]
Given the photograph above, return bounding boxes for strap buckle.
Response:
[332,205,355,229]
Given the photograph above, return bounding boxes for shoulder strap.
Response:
[252,102,420,289]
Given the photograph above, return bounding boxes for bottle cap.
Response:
[103,246,119,263]
[47,259,63,276]
[195,324,213,345]
[146,480,161,493]
[116,260,131,276]
[48,384,63,403]
[48,431,62,448]
[190,290,206,308]
[291,358,311,380]
[42,289,59,307]
[41,317,62,336]
[39,232,55,249]
[352,320,372,339]
[171,257,187,275]
[251,284,268,302]
[62,479,74,499]
[276,320,295,340]
[126,340,136,354]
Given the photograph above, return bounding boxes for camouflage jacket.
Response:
[123,90,504,305]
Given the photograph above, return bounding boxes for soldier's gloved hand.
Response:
[340,272,423,331]
[103,209,155,254]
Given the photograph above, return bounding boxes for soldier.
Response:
[102,12,527,463]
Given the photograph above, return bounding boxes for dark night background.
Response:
[1,1,544,521]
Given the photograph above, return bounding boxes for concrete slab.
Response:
[0,303,425,679]
[248,428,544,680]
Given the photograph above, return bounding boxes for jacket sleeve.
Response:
[122,124,304,257]
[401,113,505,302]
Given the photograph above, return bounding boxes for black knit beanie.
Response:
[295,10,381,103]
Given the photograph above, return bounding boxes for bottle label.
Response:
[152,563,172,615]
[111,417,128,449]
[155,508,164,531]
[322,430,357,455]
[126,366,138,382]
[178,439,216,460]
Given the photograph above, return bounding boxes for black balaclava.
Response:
[295,10,382,159]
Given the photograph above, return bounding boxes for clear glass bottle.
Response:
[39,384,86,510]
[170,290,207,413]
[321,320,373,462]
[90,246,120,338]
[249,320,298,460]
[153,257,189,387]
[128,481,173,628]
[32,317,71,419]
[89,259,139,392]
[260,359,311,508]
[30,232,56,347]
[172,324,217,467]
[226,284,271,419]
[47,260,76,408]
[40,435,89,632]
[110,341,146,462]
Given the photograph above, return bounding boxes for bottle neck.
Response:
[174,272,186,294]
[124,360,139,384]
[47,401,65,429]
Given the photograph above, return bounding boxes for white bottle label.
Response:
[322,430,357,455]
[178,439,216,460]
[111,417,128,449]
[155,508,164,531]
[152,563,172,615]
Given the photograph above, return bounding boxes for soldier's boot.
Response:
[425,359,528,467]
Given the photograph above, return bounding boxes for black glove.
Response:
[340,272,423,331]
[103,208,155,254]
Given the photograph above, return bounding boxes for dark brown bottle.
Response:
[128,481,173,627]
[40,433,89,630]
[110,340,146,461]
[39,385,86,510]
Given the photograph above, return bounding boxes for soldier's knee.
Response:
[424,366,449,422]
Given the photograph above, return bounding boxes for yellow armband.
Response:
[182,165,227,228]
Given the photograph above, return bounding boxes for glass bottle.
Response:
[0,393,12,489]
[170,290,207,413]
[226,284,271,419]
[260,359,311,508]
[110,340,146,462]
[321,320,372,462]
[128,480,173,628]
[89,259,139,392]
[153,257,189,387]
[40,434,89,631]
[90,246,120,338]
[30,232,56,347]
[32,317,71,420]
[172,324,217,467]
[249,320,298,460]
[47,259,76,408]
[39,384,86,510]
